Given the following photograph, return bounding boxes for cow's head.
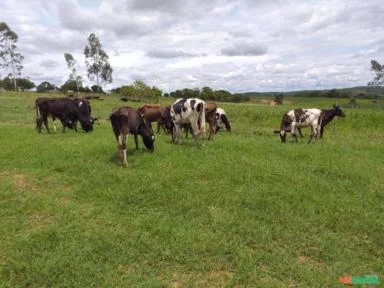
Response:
[79,117,95,133]
[333,105,345,117]
[139,121,155,152]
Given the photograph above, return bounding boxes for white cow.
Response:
[170,98,206,143]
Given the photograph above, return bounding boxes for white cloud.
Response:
[1,0,383,92]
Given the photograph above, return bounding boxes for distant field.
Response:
[0,92,383,287]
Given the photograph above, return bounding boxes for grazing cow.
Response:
[170,98,206,144]
[180,103,218,140]
[35,97,95,133]
[215,107,232,133]
[277,108,323,143]
[109,107,155,167]
[276,105,345,142]
[138,104,172,134]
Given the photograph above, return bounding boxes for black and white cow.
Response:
[277,108,323,143]
[215,107,231,133]
[276,105,345,143]
[170,98,206,143]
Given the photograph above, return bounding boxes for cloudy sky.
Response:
[1,0,383,93]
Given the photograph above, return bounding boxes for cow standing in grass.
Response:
[109,107,155,167]
[276,105,345,143]
[35,97,95,133]
[170,98,206,144]
[278,108,323,143]
[138,104,172,134]
[215,107,231,133]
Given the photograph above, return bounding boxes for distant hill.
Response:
[240,86,384,99]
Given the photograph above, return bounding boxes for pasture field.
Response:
[0,92,383,287]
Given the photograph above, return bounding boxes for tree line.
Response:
[1,21,383,103]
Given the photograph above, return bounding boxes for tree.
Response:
[64,52,82,94]
[200,86,213,100]
[16,77,35,91]
[0,22,24,91]
[84,33,112,93]
[36,81,58,93]
[60,79,83,93]
[119,80,161,102]
[368,59,384,108]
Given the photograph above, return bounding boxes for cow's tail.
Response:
[197,101,206,138]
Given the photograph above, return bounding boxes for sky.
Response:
[1,0,383,93]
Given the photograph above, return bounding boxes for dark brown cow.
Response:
[109,106,155,167]
[138,104,172,134]
[35,97,94,133]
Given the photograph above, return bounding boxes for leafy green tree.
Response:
[0,22,24,91]
[61,79,83,93]
[182,88,199,99]
[84,33,113,93]
[214,89,231,102]
[36,81,58,93]
[200,86,213,100]
[119,80,161,102]
[0,77,32,90]
[91,85,104,93]
[64,52,82,94]
[16,77,35,91]
[368,60,384,108]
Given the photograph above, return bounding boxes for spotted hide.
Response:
[170,98,206,144]
[215,107,231,132]
[278,108,322,143]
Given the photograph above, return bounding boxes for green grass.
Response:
[0,92,383,287]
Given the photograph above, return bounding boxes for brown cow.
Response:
[205,102,217,140]
[138,104,172,134]
[109,106,155,167]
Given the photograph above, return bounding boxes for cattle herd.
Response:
[34,96,345,167]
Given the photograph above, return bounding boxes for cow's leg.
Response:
[308,125,318,143]
[298,128,303,138]
[190,121,201,141]
[60,120,66,133]
[279,129,286,143]
[208,122,215,140]
[320,126,324,138]
[172,123,181,143]
[118,134,128,167]
[42,115,50,133]
[134,134,139,150]
[291,124,298,142]
[36,117,43,133]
